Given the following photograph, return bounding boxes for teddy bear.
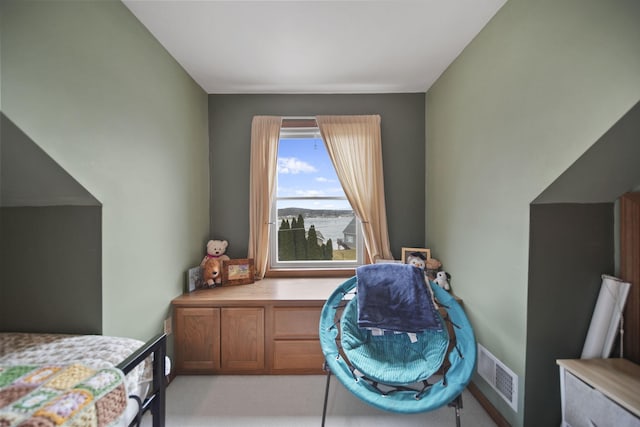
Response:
[200,239,230,268]
[425,257,443,280]
[202,257,222,287]
[406,252,439,306]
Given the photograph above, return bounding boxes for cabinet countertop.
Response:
[172,277,347,305]
[557,358,640,417]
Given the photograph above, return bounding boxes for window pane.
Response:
[277,138,347,204]
[276,202,356,262]
[271,128,362,269]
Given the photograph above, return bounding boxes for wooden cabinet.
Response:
[172,278,343,375]
[174,306,264,374]
[174,307,220,372]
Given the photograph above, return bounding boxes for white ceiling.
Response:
[122,0,507,94]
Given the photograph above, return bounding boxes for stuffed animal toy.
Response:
[434,271,451,291]
[202,257,222,287]
[406,252,439,307]
[425,257,443,280]
[200,239,230,268]
[406,252,426,270]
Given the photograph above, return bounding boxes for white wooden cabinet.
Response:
[557,358,640,427]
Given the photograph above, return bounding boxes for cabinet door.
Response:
[221,307,265,371]
[174,307,220,373]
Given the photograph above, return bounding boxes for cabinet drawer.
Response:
[272,340,325,371]
[565,370,639,427]
[273,307,321,339]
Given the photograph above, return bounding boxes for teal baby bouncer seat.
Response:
[319,263,477,426]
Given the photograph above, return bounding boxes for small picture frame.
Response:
[401,247,431,264]
[187,266,205,292]
[221,258,255,286]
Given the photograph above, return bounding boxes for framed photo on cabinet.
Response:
[221,258,255,286]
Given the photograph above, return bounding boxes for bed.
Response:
[0,332,167,427]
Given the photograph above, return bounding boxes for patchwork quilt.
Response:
[0,333,149,399]
[0,363,127,427]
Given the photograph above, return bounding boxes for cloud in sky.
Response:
[278,157,317,174]
[315,176,337,183]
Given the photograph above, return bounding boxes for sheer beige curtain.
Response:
[316,115,393,262]
[248,116,282,279]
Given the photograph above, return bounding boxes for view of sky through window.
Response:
[277,137,350,210]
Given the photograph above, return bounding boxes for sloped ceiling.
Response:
[0,113,100,207]
[533,101,640,204]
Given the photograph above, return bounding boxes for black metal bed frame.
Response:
[117,333,167,427]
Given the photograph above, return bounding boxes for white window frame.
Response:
[269,125,364,271]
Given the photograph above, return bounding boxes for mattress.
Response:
[0,333,153,427]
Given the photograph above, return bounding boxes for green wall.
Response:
[1,0,210,340]
[527,203,614,427]
[426,0,640,425]
[208,94,426,260]
[525,102,640,426]
[1,113,103,333]
[1,206,103,334]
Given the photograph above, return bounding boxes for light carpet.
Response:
[141,375,497,426]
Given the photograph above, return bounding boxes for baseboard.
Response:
[467,381,511,427]
[167,369,177,385]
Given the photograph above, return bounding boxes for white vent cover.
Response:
[477,344,518,411]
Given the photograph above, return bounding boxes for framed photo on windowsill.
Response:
[401,247,431,264]
[222,258,255,286]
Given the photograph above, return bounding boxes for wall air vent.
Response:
[477,344,518,412]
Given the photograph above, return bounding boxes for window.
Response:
[269,121,364,270]
[250,114,390,279]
